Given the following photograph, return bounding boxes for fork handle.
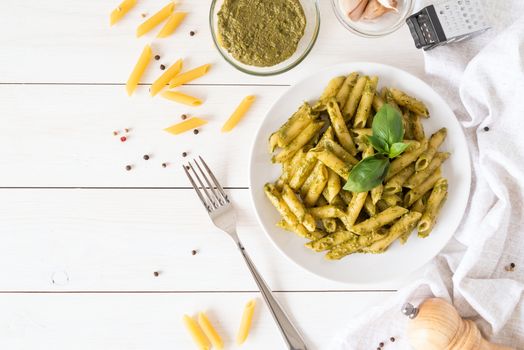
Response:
[237,242,308,350]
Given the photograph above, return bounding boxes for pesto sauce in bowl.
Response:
[217,0,307,67]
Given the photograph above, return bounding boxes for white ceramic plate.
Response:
[249,62,471,284]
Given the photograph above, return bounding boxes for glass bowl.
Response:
[331,0,414,37]
[209,0,320,76]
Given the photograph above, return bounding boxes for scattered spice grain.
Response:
[182,152,187,157]
[484,126,490,132]
[143,154,150,160]
[390,337,395,342]
[162,163,168,168]
[181,114,188,120]
[191,250,197,255]
[193,129,199,135]
[125,165,132,171]
[153,271,160,277]
[120,136,127,142]
[160,64,166,70]
[154,55,160,60]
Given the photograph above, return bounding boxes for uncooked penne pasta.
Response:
[418,178,448,237]
[269,103,315,151]
[404,168,442,207]
[110,0,137,25]
[222,95,256,132]
[157,12,187,38]
[169,64,212,88]
[389,87,429,117]
[273,121,324,163]
[336,72,359,106]
[416,128,447,171]
[342,75,367,120]
[282,184,316,232]
[161,91,203,106]
[363,211,422,253]
[327,98,357,155]
[386,139,428,181]
[136,2,175,37]
[405,152,450,189]
[150,59,183,96]
[351,206,409,235]
[164,117,207,135]
[126,44,152,96]
[197,312,224,350]
[237,300,256,345]
[354,76,378,129]
[183,315,210,350]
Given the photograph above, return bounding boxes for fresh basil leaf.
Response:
[367,135,389,154]
[388,142,409,158]
[343,155,390,193]
[372,104,404,146]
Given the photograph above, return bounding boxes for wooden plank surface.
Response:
[0,291,394,350]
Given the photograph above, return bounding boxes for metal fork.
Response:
[183,156,308,350]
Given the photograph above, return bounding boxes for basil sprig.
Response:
[343,104,409,193]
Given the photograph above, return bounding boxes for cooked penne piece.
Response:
[336,72,359,106]
[364,195,376,217]
[157,12,187,38]
[322,218,337,233]
[350,206,409,235]
[126,44,152,96]
[322,168,342,203]
[313,76,345,110]
[150,59,183,96]
[405,152,450,188]
[268,103,315,151]
[304,163,329,207]
[169,64,212,88]
[351,128,373,137]
[382,194,402,207]
[282,185,316,232]
[363,211,422,253]
[402,112,415,140]
[342,75,367,120]
[281,148,307,183]
[323,139,359,165]
[309,205,345,219]
[310,147,351,179]
[136,2,175,37]
[161,91,203,106]
[264,183,300,227]
[416,128,447,171]
[110,0,137,25]
[371,184,383,205]
[404,168,442,207]
[410,112,425,141]
[410,197,426,214]
[197,312,224,350]
[386,139,428,181]
[300,161,320,197]
[418,178,448,237]
[236,300,256,345]
[353,76,378,129]
[372,93,385,113]
[325,230,385,260]
[222,95,256,132]
[327,98,357,155]
[382,87,402,112]
[183,315,211,350]
[344,191,368,229]
[338,190,353,205]
[305,230,355,252]
[376,199,390,212]
[164,117,207,135]
[389,87,429,117]
[289,152,317,190]
[277,220,325,240]
[273,121,324,163]
[384,163,416,195]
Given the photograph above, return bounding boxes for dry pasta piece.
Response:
[161,91,203,106]
[126,44,152,96]
[136,2,175,37]
[197,312,224,350]
[222,95,256,132]
[157,12,187,38]
[237,299,256,345]
[183,315,210,350]
[164,117,207,135]
[110,0,137,25]
[170,64,212,88]
[150,59,183,96]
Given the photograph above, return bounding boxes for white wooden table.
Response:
[0,1,424,348]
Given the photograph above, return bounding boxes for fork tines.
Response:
[183,156,229,212]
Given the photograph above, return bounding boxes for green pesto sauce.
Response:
[217,0,307,67]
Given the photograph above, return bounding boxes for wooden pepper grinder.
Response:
[402,298,515,350]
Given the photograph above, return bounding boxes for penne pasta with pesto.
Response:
[264,72,451,260]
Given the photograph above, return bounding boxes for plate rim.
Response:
[248,62,471,284]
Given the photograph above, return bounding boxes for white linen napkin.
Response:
[329,1,524,349]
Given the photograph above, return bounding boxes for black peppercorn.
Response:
[160,64,166,70]
[181,114,187,120]
[379,342,384,347]
[182,152,187,157]
[484,126,489,132]
[153,271,160,277]
[162,163,167,168]
[190,31,195,36]
[510,262,516,268]
[154,55,160,60]
[390,337,395,342]
[125,165,132,171]
[192,250,197,255]
[193,129,199,135]
[143,154,150,160]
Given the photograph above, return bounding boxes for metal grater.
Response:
[406,0,490,50]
